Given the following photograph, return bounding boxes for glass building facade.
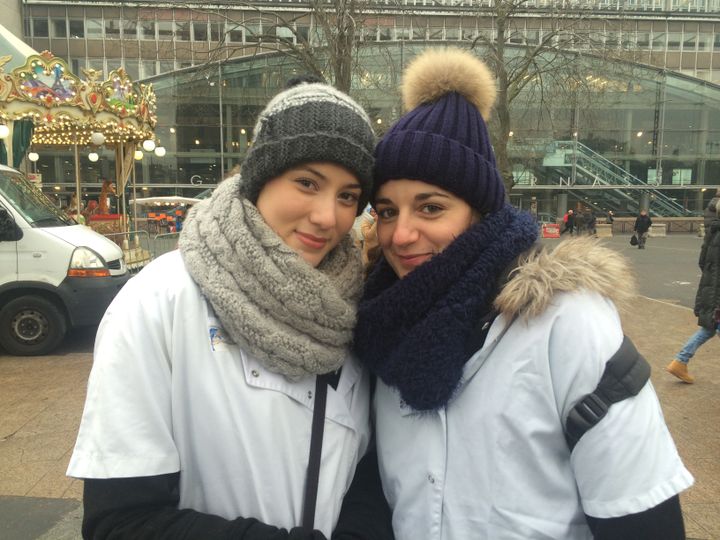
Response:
[27,43,720,217]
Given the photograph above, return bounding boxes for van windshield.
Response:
[0,170,73,227]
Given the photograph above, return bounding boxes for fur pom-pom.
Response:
[402,48,497,119]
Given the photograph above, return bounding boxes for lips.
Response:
[396,253,432,268]
[295,231,329,250]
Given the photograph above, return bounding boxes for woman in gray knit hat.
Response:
[67,79,392,539]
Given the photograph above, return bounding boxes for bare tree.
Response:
[471,0,637,192]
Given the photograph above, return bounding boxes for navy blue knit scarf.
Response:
[353,204,538,411]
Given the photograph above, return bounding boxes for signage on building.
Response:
[27,173,42,185]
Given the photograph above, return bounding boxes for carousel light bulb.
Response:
[0,125,9,138]
[88,152,99,162]
[134,150,144,160]
[154,146,166,157]
[90,132,105,145]
[142,139,156,152]
[28,152,39,162]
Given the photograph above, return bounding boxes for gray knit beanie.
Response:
[240,82,376,214]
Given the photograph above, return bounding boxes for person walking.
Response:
[354,48,692,540]
[561,208,575,235]
[667,201,720,383]
[634,209,652,249]
[67,80,390,539]
[606,210,615,224]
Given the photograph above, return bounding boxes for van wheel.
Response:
[0,296,67,356]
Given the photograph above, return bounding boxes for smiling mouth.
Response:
[296,231,329,250]
[396,253,432,267]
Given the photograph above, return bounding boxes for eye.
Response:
[338,191,360,206]
[376,207,397,220]
[420,203,444,215]
[295,178,318,191]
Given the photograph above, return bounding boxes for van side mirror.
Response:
[0,207,19,241]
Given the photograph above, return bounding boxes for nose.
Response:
[309,196,337,230]
[390,213,419,247]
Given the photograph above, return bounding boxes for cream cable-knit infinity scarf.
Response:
[179,176,363,379]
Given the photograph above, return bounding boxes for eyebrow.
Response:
[297,166,362,191]
[375,192,451,205]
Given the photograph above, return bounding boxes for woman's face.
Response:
[256,162,362,267]
[374,179,475,278]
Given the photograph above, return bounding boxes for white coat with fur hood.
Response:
[373,238,693,540]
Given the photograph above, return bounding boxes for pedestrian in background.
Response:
[561,208,575,235]
[354,47,691,540]
[606,210,615,224]
[668,200,720,383]
[67,79,391,539]
[634,209,652,249]
[703,188,720,230]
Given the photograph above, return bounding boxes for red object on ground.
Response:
[542,223,561,238]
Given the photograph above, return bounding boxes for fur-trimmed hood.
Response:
[494,237,636,319]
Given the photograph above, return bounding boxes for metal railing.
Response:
[103,230,154,273]
[552,141,691,217]
[152,232,180,259]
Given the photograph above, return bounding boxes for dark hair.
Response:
[284,74,325,88]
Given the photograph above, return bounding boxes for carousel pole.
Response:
[73,144,81,220]
[132,159,139,247]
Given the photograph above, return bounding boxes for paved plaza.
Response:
[0,235,719,539]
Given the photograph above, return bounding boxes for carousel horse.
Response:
[95,180,117,215]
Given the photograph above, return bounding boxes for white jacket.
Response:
[374,239,693,540]
[67,251,371,537]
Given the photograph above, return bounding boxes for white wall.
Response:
[0,0,23,40]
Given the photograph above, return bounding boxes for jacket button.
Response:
[308,390,313,399]
[251,370,260,377]
[428,474,435,484]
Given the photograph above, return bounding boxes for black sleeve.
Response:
[82,473,326,540]
[332,451,394,540]
[585,495,685,540]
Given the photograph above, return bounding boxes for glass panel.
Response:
[122,20,137,39]
[175,21,190,41]
[51,19,67,38]
[245,22,262,42]
[86,19,103,39]
[33,18,49,38]
[141,20,156,40]
[193,22,208,42]
[228,24,243,43]
[667,32,682,50]
[210,22,223,42]
[105,20,121,38]
[652,31,666,49]
[158,21,173,40]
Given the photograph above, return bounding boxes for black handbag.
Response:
[630,234,638,246]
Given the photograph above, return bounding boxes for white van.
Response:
[0,165,130,355]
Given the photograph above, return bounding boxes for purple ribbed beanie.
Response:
[374,49,506,215]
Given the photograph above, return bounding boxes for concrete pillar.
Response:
[556,193,568,223]
[640,191,651,212]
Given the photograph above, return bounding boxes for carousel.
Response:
[0,27,159,268]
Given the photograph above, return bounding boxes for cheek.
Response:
[376,223,394,248]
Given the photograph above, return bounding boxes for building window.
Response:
[652,31,666,49]
[158,21,173,40]
[71,58,85,74]
[122,20,137,40]
[228,24,243,43]
[175,21,191,41]
[210,22,223,42]
[141,20,156,40]
[51,19,67,38]
[193,22,208,42]
[637,32,650,48]
[276,26,294,43]
[124,59,139,80]
[683,33,697,50]
[697,33,709,50]
[86,19,103,39]
[446,25,460,40]
[140,60,157,79]
[245,22,262,43]
[32,18,49,38]
[667,32,682,50]
[159,60,174,73]
[105,20,121,39]
[69,20,85,38]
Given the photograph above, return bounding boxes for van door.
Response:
[0,202,18,284]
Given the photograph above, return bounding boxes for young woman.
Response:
[67,80,388,539]
[354,48,693,540]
